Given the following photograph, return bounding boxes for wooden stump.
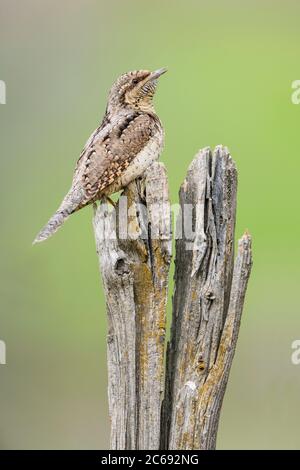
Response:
[93,147,252,450]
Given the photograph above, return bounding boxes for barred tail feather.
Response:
[33,187,85,244]
[33,208,73,244]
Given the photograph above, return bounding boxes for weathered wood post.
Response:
[93,146,252,450]
[93,162,172,450]
[162,146,252,449]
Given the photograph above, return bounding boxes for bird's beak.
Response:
[149,67,168,80]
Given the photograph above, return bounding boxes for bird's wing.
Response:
[79,113,157,200]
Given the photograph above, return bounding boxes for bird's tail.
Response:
[33,187,85,244]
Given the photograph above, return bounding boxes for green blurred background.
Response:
[1,0,300,449]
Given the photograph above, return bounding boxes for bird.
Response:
[33,67,167,244]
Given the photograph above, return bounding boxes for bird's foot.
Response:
[101,195,116,208]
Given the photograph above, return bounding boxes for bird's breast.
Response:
[102,128,164,196]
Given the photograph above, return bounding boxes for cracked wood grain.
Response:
[94,146,252,450]
[93,162,172,450]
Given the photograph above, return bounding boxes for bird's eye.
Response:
[132,78,139,85]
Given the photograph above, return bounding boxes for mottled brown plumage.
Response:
[33,68,166,243]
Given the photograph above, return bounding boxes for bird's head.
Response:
[107,68,167,114]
